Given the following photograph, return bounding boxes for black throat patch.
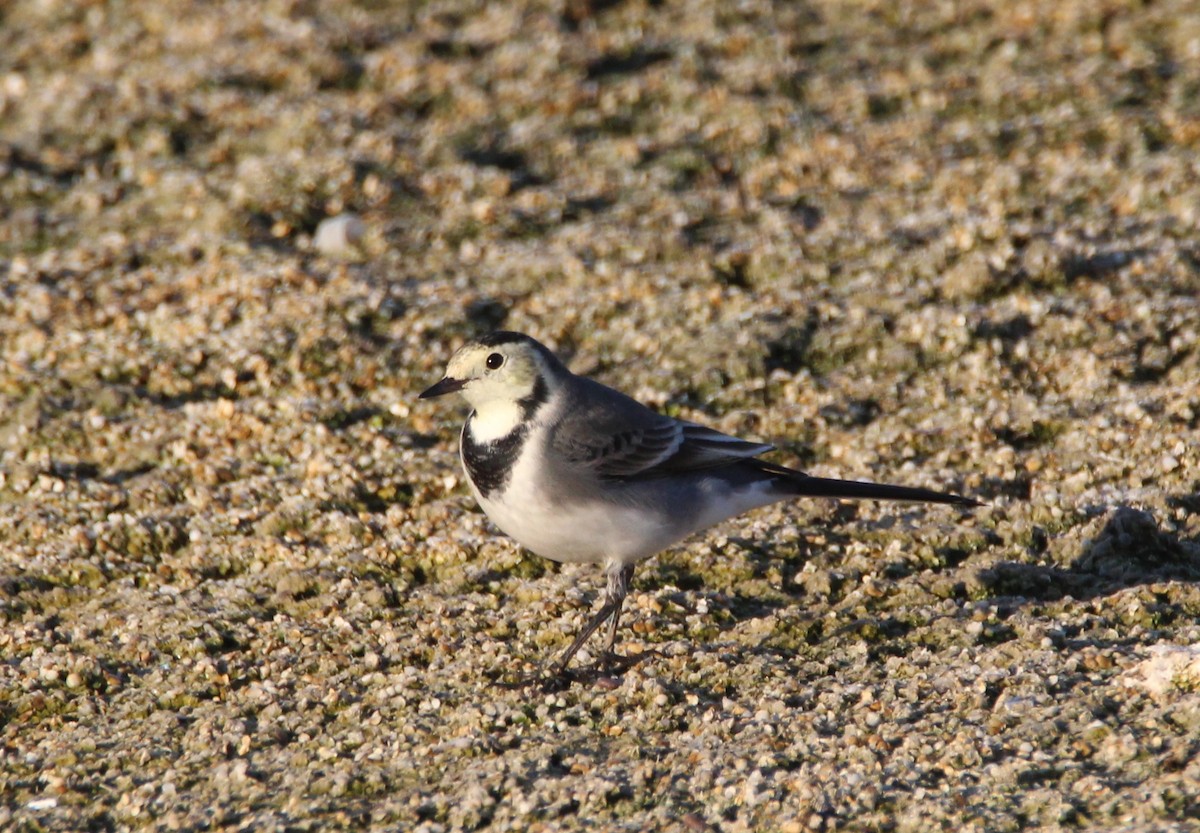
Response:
[460,375,548,498]
[461,418,528,498]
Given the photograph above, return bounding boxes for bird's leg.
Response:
[601,563,634,660]
[549,563,634,676]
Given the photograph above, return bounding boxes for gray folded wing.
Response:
[549,377,773,479]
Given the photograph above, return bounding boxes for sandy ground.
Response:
[2,0,1199,830]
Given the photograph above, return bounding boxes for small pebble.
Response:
[313,213,365,256]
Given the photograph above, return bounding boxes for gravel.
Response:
[2,0,1199,830]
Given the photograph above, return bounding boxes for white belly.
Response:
[478,491,672,566]
[464,438,674,566]
[460,424,785,568]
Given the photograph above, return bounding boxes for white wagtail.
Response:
[421,331,980,679]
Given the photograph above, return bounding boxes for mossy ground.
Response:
[2,1,1199,830]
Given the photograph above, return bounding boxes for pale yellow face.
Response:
[444,340,545,410]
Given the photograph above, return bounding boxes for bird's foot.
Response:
[489,649,662,691]
[597,647,662,673]
[488,665,573,692]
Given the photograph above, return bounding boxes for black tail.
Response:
[755,460,982,507]
[787,475,981,506]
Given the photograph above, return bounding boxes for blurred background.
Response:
[2,1,1198,830]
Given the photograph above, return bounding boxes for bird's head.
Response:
[420,331,561,419]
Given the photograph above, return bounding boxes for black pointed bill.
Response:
[419,376,467,399]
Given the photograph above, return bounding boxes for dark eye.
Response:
[485,352,504,370]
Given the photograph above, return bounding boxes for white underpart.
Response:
[471,429,668,566]
[468,421,785,569]
[683,478,781,539]
[468,399,525,443]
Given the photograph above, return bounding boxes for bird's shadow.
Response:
[641,502,1200,682]
[972,503,1200,602]
[475,501,1199,689]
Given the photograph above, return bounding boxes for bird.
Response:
[420,331,980,681]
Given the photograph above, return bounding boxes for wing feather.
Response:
[549,377,773,479]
